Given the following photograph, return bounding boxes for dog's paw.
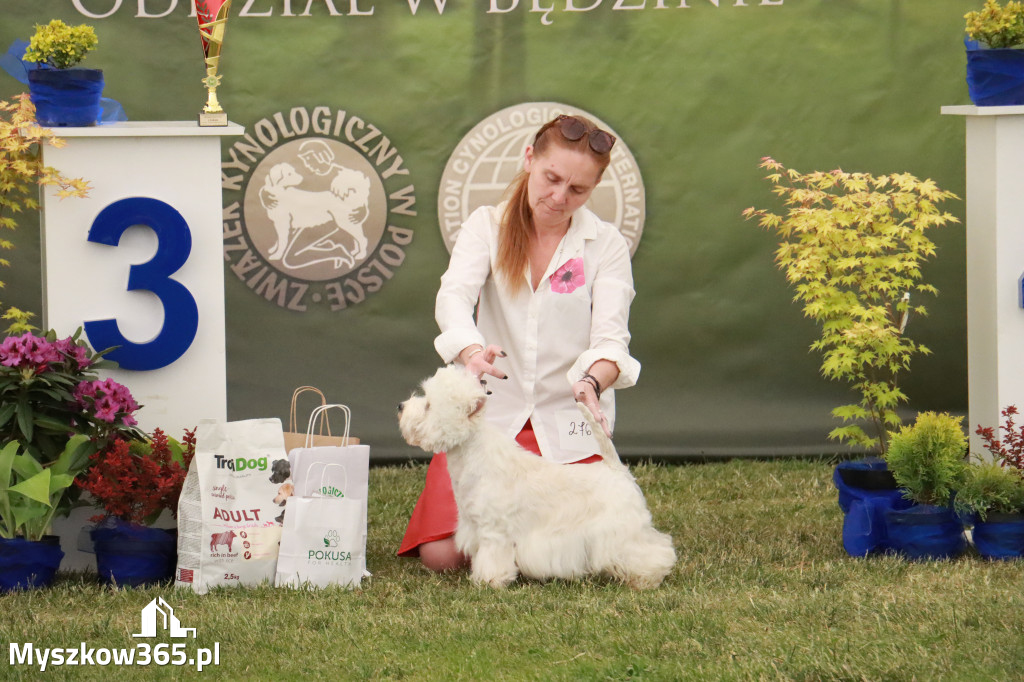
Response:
[470,566,517,589]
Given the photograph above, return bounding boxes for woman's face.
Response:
[523,144,602,232]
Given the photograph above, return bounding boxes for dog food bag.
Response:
[175,418,290,594]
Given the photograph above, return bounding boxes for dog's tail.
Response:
[576,402,623,467]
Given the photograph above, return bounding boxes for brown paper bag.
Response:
[283,386,359,453]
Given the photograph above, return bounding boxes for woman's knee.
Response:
[419,538,468,573]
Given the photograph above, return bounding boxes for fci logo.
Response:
[437,102,646,257]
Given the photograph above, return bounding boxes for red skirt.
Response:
[397,420,601,557]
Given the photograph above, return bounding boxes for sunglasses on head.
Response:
[541,114,616,155]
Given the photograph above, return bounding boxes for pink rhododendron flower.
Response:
[550,258,585,294]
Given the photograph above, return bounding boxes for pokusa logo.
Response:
[222,106,417,311]
[437,102,645,256]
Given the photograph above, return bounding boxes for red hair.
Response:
[495,115,612,293]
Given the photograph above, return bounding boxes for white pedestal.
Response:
[942,105,1024,456]
[40,121,242,438]
[40,122,243,571]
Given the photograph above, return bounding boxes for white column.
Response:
[942,105,1024,456]
[40,121,243,435]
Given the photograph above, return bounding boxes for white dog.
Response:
[399,365,676,589]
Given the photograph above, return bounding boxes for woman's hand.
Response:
[573,379,612,438]
[459,344,508,381]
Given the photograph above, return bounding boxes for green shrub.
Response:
[884,412,968,507]
[954,460,1024,521]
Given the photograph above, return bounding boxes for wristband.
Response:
[466,347,484,361]
[580,373,602,400]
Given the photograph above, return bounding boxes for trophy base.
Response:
[198,111,229,127]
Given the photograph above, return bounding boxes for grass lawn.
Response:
[2,458,1023,681]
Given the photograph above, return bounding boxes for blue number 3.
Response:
[85,197,199,371]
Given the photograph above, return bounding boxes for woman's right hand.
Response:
[460,344,508,381]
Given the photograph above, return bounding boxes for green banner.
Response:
[0,1,978,458]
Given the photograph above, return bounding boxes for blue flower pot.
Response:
[885,504,966,560]
[971,512,1024,560]
[27,67,104,127]
[966,40,1024,106]
[0,535,64,592]
[92,521,177,587]
[833,458,913,557]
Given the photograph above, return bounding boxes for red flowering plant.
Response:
[76,427,196,525]
[976,405,1024,470]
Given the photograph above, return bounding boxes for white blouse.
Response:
[434,204,641,463]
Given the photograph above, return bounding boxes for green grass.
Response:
[2,459,1024,681]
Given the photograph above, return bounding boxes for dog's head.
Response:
[269,458,291,484]
[398,365,487,453]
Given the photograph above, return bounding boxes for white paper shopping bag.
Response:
[274,495,366,589]
[288,405,369,500]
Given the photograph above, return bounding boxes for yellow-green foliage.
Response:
[0,94,89,331]
[885,412,968,507]
[965,0,1024,49]
[955,459,1024,520]
[744,158,959,454]
[22,19,98,70]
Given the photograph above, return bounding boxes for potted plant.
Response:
[957,406,1024,558]
[743,158,960,455]
[0,329,142,508]
[964,0,1024,106]
[21,19,102,127]
[0,435,93,591]
[883,412,969,560]
[76,428,195,586]
[832,457,913,557]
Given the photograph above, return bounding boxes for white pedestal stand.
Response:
[39,121,242,570]
[942,105,1024,456]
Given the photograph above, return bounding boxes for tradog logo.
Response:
[222,106,417,311]
[438,102,645,256]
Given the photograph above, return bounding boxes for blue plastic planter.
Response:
[966,39,1024,106]
[92,521,177,587]
[885,504,966,560]
[0,536,64,592]
[833,458,914,557]
[971,512,1024,560]
[27,67,104,127]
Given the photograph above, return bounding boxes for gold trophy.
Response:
[195,0,231,126]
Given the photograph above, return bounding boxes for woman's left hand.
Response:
[573,380,612,438]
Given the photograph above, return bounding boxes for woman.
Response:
[398,114,641,571]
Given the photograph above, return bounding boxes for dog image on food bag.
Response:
[398,365,676,589]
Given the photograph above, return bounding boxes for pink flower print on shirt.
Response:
[550,258,585,294]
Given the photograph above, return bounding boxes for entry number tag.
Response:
[556,409,602,454]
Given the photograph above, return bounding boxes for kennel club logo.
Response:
[438,102,645,256]
[222,107,417,311]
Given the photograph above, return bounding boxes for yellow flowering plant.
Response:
[22,20,98,70]
[965,0,1024,49]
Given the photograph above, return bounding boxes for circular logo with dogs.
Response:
[222,106,417,311]
[437,102,645,256]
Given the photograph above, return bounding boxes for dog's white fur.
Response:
[399,365,676,589]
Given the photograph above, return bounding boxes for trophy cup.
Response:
[195,0,231,126]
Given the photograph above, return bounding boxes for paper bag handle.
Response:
[306,462,349,499]
[290,386,333,437]
[305,404,352,447]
